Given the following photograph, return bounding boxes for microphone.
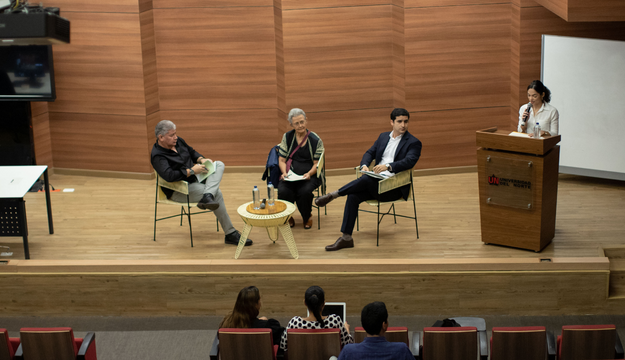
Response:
[522,102,531,124]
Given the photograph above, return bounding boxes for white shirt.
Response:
[518,102,559,136]
[378,132,403,176]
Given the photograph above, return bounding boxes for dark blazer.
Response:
[360,130,422,199]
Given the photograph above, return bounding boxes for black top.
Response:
[290,145,313,175]
[252,318,285,346]
[151,137,202,198]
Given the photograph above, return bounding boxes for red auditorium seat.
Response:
[557,324,624,360]
[490,326,556,360]
[212,328,277,360]
[0,329,20,360]
[15,327,97,360]
[287,328,341,360]
[421,326,485,360]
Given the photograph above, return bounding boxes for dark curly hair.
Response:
[527,80,552,103]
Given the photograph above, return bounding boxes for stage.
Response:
[1,170,624,317]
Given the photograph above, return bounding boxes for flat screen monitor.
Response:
[0,45,55,101]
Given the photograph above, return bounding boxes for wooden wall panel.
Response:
[274,0,286,114]
[282,5,394,112]
[30,103,53,167]
[533,0,625,22]
[509,5,625,124]
[140,10,160,116]
[414,107,510,169]
[407,0,507,6]
[282,0,392,11]
[47,12,147,116]
[49,113,151,172]
[392,3,406,108]
[45,0,140,13]
[405,4,511,112]
[153,7,277,110]
[308,108,393,169]
[153,0,272,9]
[157,110,279,166]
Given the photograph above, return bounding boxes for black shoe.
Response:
[325,236,354,251]
[315,193,335,207]
[225,231,253,246]
[197,193,219,210]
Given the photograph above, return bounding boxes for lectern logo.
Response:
[488,175,499,186]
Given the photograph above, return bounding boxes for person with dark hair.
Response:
[279,286,353,351]
[278,108,324,229]
[315,108,422,251]
[518,80,559,137]
[219,286,284,345]
[338,302,413,360]
[151,120,252,246]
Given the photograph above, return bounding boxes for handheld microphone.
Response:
[522,102,531,124]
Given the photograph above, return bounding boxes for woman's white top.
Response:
[517,102,559,135]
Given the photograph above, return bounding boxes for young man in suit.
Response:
[315,108,422,251]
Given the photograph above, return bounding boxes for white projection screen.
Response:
[542,35,625,181]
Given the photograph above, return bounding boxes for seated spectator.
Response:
[339,301,413,360]
[219,285,284,345]
[280,285,353,351]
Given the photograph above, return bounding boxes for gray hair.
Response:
[287,108,306,125]
[155,120,176,138]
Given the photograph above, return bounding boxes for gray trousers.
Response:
[170,161,235,235]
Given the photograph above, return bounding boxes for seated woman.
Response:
[279,285,353,351]
[219,285,284,346]
[518,80,559,137]
[278,108,324,229]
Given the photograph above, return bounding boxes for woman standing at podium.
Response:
[518,80,559,137]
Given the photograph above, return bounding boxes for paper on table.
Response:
[282,170,306,182]
[195,160,216,183]
[509,131,530,138]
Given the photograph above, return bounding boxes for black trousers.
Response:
[278,178,320,222]
[338,175,403,235]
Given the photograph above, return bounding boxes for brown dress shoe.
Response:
[304,217,313,229]
[288,217,295,228]
[325,237,354,251]
[315,193,335,207]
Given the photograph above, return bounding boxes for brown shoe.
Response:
[325,236,354,251]
[288,217,295,228]
[304,217,313,229]
[315,193,335,207]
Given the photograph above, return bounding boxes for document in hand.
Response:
[195,160,216,183]
[282,170,306,182]
[361,170,394,179]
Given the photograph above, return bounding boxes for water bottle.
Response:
[267,182,275,206]
[534,122,541,138]
[253,186,260,209]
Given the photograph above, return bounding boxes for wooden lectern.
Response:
[476,128,561,252]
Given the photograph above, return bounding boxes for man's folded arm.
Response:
[389,140,422,173]
[152,156,187,182]
[360,135,382,168]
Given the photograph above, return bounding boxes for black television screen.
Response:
[0,45,55,101]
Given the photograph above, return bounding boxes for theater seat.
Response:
[557,324,624,360]
[490,326,556,360]
[287,328,341,360]
[212,328,277,360]
[422,326,483,360]
[15,327,97,360]
[0,329,20,360]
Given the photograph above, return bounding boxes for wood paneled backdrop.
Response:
[30,0,625,173]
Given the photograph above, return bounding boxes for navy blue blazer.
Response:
[360,130,422,199]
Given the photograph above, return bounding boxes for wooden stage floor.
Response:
[2,170,625,317]
[4,171,624,261]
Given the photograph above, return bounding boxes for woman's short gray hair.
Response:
[155,120,176,138]
[287,108,306,125]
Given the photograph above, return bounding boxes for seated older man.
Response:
[151,120,252,246]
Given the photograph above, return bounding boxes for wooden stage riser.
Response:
[2,270,619,317]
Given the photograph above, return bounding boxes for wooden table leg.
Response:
[234,223,253,259]
[278,224,299,259]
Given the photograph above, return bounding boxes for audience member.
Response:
[338,301,413,360]
[219,286,284,345]
[280,285,353,351]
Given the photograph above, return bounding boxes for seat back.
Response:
[20,327,77,360]
[559,324,616,360]
[287,328,341,360]
[1,329,16,360]
[354,327,409,346]
[218,328,275,360]
[154,171,189,204]
[317,150,326,195]
[491,326,546,360]
[423,326,477,360]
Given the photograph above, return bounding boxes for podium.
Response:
[476,128,561,252]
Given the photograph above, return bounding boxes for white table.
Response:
[0,165,54,259]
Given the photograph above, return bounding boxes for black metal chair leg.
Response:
[154,180,159,241]
[187,196,193,247]
[376,204,380,246]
